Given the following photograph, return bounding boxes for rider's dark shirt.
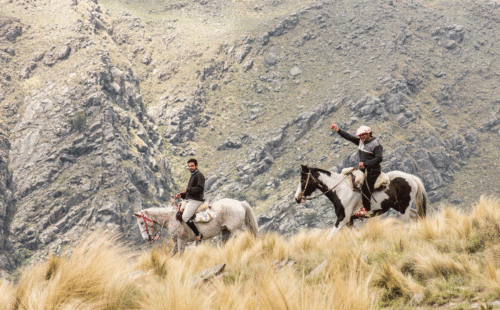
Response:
[337,129,383,178]
[180,169,205,201]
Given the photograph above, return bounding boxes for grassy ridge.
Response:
[3,196,500,309]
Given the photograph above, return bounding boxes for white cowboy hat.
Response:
[355,125,372,136]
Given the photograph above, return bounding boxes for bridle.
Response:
[298,167,359,201]
[135,211,167,242]
[135,200,182,242]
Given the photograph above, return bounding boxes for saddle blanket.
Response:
[178,200,216,223]
[194,208,217,223]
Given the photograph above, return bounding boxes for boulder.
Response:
[0,254,10,270]
[429,147,450,169]
[57,46,71,60]
[256,32,270,45]
[242,59,253,72]
[270,14,299,36]
[306,260,328,279]
[264,50,278,67]
[290,66,302,76]
[444,40,457,49]
[190,264,226,286]
[205,174,218,191]
[217,137,242,150]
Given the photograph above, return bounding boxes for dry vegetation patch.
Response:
[4,197,500,309]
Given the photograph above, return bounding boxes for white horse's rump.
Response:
[134,198,259,255]
[295,165,427,239]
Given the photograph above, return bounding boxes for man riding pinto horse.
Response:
[330,122,383,218]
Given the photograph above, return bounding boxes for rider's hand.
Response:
[359,162,364,168]
[174,193,181,199]
[330,122,339,132]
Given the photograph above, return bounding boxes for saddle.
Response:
[341,167,390,192]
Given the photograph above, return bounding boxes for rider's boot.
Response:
[356,190,371,219]
[186,218,203,245]
[357,173,378,219]
[355,207,370,218]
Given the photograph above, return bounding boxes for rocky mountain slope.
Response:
[1,0,500,275]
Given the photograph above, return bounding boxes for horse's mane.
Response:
[304,166,332,177]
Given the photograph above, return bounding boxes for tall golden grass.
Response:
[3,196,500,309]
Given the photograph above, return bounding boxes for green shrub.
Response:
[12,248,32,265]
[465,233,485,254]
[71,112,87,132]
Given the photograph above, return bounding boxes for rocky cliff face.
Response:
[0,0,174,271]
[8,55,173,263]
[1,0,500,275]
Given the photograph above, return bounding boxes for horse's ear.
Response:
[301,165,309,172]
[133,212,140,218]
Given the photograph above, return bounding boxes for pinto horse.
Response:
[295,165,427,239]
[134,198,259,255]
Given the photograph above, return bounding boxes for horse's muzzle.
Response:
[296,193,304,203]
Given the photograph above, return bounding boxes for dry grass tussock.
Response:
[4,196,500,309]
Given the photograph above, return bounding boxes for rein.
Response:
[300,167,372,202]
[301,169,352,201]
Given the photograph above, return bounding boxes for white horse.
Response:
[134,198,259,255]
[294,165,427,239]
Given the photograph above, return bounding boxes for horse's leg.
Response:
[177,237,187,255]
[328,199,361,239]
[171,239,178,256]
[402,200,414,227]
[327,218,350,239]
[328,211,351,239]
[227,228,244,240]
[221,229,231,244]
[347,216,356,227]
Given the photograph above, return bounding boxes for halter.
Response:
[135,211,168,242]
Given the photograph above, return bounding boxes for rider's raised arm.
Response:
[337,128,360,145]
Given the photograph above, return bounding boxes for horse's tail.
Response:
[413,176,427,219]
[242,201,259,237]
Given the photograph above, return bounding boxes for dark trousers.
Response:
[361,170,380,211]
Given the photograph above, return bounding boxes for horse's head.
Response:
[295,165,322,203]
[134,208,171,242]
[134,211,153,242]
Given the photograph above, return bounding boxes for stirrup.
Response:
[195,234,203,246]
[354,208,371,219]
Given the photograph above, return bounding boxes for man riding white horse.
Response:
[330,123,383,218]
[174,158,205,245]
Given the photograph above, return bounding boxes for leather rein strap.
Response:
[301,167,371,201]
[301,169,350,201]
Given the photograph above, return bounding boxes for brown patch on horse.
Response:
[324,191,346,228]
[380,177,412,214]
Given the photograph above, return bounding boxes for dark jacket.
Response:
[180,169,205,201]
[337,129,383,177]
